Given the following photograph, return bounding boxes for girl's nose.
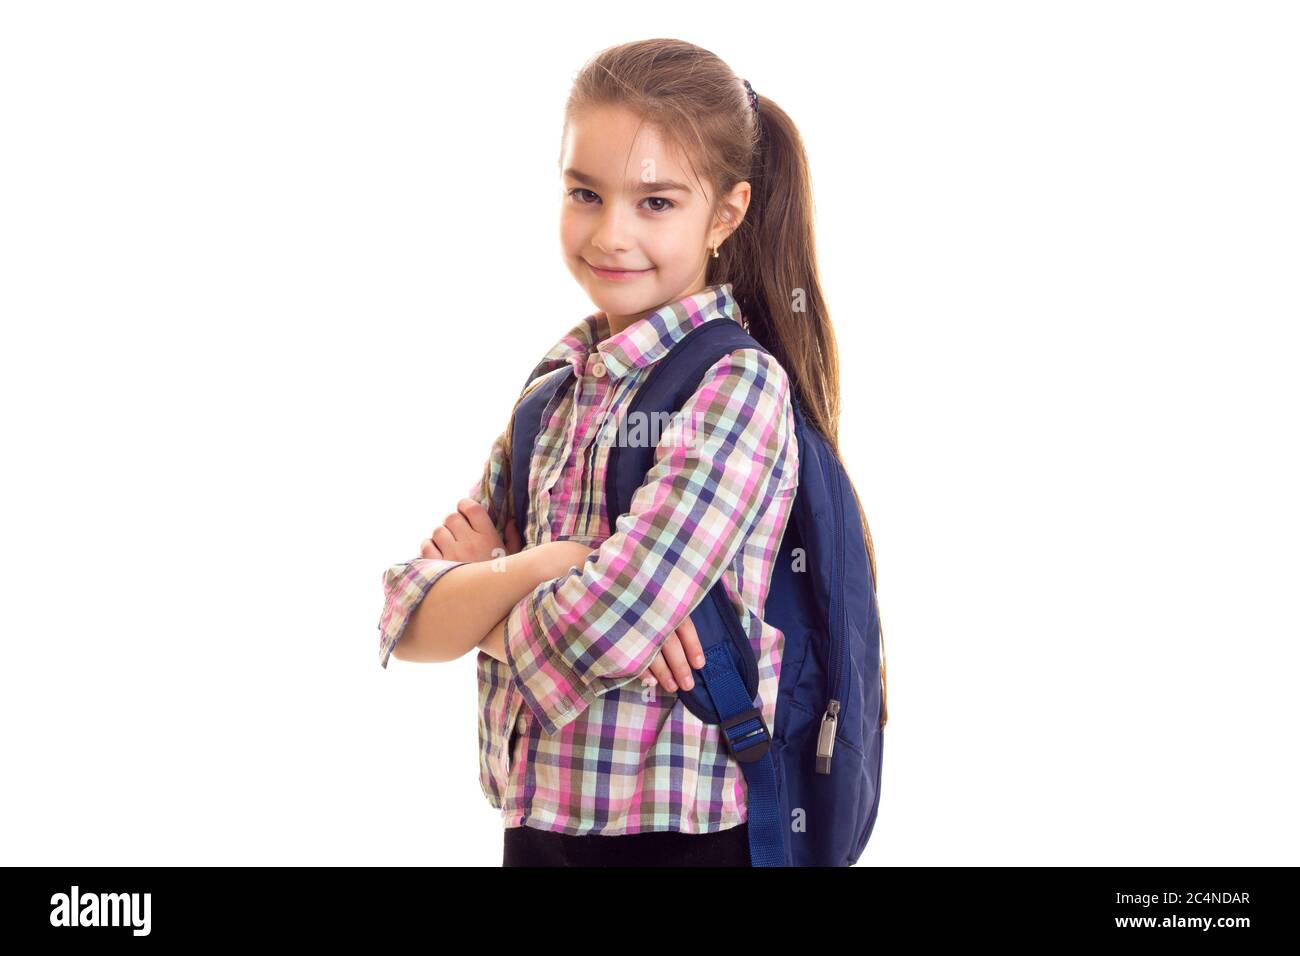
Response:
[590,207,634,252]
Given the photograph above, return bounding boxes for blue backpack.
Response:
[509,316,886,866]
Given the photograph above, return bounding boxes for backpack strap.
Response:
[509,367,570,541]
[605,317,789,867]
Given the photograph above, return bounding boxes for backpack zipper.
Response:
[816,464,847,774]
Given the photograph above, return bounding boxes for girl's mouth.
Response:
[585,260,654,281]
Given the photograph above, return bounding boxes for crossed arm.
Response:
[385,491,707,697]
[391,538,599,664]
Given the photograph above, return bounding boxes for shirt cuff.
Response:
[377,557,469,668]
[500,586,643,736]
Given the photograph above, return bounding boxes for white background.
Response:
[2,1,1296,866]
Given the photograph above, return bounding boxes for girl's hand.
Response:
[639,615,706,694]
[419,499,523,563]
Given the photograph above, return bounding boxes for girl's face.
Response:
[558,104,750,333]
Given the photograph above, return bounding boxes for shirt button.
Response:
[516,714,527,733]
[590,359,607,378]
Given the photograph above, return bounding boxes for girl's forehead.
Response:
[561,115,702,193]
[563,109,687,167]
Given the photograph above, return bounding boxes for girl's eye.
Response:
[566,188,675,213]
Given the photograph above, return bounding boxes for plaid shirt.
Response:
[377,282,799,835]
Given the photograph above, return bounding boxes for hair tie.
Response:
[742,78,759,115]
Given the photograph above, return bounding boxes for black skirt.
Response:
[503,821,751,867]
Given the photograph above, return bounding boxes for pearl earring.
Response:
[711,244,719,258]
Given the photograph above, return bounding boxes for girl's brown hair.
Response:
[488,38,886,728]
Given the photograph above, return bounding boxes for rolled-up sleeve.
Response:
[377,421,511,669]
[502,348,796,735]
[377,558,472,668]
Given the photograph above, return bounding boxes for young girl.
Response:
[376,38,879,867]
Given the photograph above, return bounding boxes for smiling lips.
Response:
[586,260,653,281]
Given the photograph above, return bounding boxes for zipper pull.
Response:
[815,699,840,774]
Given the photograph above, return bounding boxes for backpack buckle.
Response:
[719,706,772,763]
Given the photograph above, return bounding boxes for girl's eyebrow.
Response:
[563,167,691,194]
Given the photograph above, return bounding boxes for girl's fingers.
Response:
[660,633,694,691]
[675,616,706,668]
[431,525,455,551]
[442,509,471,540]
[420,538,443,559]
[610,621,708,697]
[459,498,495,536]
[648,655,675,691]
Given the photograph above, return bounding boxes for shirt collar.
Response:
[524,282,744,384]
